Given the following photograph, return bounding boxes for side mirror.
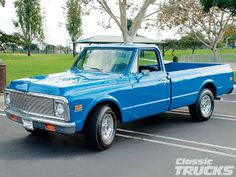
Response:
[141,69,150,76]
[135,70,150,81]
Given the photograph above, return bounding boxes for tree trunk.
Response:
[73,42,76,57]
[27,44,31,56]
[191,47,196,54]
[211,46,218,61]
[122,32,134,43]
[211,47,218,55]
[225,37,229,48]
[128,35,135,43]
[171,49,176,56]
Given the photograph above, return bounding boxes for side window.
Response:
[138,49,160,73]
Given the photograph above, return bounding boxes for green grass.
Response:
[0,53,75,83]
[161,48,236,61]
[235,72,236,83]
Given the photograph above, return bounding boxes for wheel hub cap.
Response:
[101,113,114,143]
[200,95,212,116]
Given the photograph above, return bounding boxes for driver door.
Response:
[128,48,171,120]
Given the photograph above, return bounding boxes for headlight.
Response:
[55,102,65,117]
[5,92,11,105]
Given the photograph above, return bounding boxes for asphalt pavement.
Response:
[0,89,236,177]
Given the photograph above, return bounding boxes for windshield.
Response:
[73,48,133,74]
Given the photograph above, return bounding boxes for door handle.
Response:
[159,77,168,82]
[159,77,169,85]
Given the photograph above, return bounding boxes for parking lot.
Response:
[0,89,236,177]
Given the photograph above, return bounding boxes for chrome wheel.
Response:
[101,113,115,144]
[189,89,214,121]
[200,95,212,117]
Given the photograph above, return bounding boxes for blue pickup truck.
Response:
[4,44,234,150]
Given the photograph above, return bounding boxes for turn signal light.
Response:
[45,124,56,132]
[11,115,17,121]
[74,104,83,112]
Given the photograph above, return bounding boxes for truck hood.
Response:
[8,69,123,96]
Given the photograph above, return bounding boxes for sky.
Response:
[0,0,176,46]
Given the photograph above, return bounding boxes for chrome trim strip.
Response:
[5,108,75,128]
[172,92,198,99]
[4,89,71,121]
[123,98,170,110]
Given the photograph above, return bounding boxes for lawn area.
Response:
[162,48,236,61]
[0,53,75,83]
[235,72,236,83]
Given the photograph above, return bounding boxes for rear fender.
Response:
[198,80,217,97]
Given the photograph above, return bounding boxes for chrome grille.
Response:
[10,92,55,116]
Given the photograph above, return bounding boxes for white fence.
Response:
[181,54,236,70]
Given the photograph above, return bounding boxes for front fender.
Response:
[74,95,123,132]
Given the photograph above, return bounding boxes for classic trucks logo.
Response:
[175,158,234,176]
[16,83,28,91]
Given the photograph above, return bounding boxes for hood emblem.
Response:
[16,83,28,91]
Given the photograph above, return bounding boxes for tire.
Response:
[86,104,117,151]
[189,89,214,121]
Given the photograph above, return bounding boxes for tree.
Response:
[201,0,236,15]
[223,26,236,47]
[0,31,23,53]
[45,44,56,54]
[179,33,203,54]
[163,39,179,56]
[65,0,82,57]
[14,0,44,56]
[83,0,159,43]
[0,0,5,7]
[158,0,236,55]
[0,31,10,52]
[56,45,67,54]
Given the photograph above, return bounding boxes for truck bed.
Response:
[164,62,220,72]
[164,62,234,110]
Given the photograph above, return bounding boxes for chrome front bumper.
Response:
[5,108,76,134]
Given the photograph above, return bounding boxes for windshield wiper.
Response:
[89,67,104,72]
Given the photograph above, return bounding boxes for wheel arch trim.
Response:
[199,80,217,98]
[80,96,123,131]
